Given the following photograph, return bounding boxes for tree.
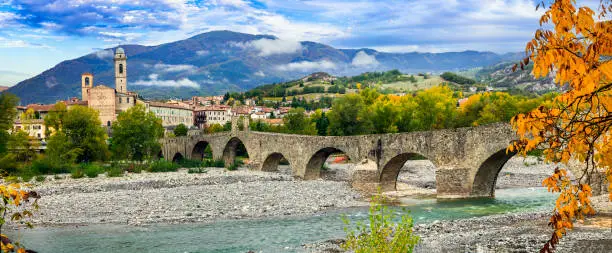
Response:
[7,131,38,163]
[327,94,372,136]
[0,93,18,155]
[207,123,225,133]
[508,1,612,251]
[411,85,458,131]
[369,96,400,134]
[174,123,188,137]
[111,104,164,161]
[283,108,316,135]
[43,102,67,137]
[311,109,329,136]
[44,106,108,163]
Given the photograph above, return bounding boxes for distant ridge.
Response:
[7,30,521,104]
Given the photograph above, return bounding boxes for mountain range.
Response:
[6,30,523,105]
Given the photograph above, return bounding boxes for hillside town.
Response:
[12,48,297,143]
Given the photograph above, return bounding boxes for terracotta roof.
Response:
[82,72,93,76]
[26,104,55,112]
[195,105,231,112]
[263,118,284,125]
[148,101,192,110]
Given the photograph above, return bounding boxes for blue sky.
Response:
[0,0,598,85]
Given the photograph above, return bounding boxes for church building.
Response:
[81,48,138,126]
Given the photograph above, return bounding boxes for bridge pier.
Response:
[435,167,474,199]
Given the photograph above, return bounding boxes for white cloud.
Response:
[148,63,198,73]
[245,38,302,56]
[0,37,50,48]
[351,51,379,67]
[133,74,199,88]
[94,49,114,59]
[196,50,210,56]
[254,70,265,77]
[275,60,337,72]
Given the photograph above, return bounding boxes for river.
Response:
[9,187,557,253]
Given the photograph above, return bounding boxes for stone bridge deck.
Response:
[161,122,528,199]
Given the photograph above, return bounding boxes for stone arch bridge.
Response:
[161,122,523,198]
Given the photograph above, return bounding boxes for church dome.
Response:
[115,47,125,54]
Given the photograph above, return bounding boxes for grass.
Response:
[188,168,208,174]
[81,163,105,178]
[383,75,445,92]
[106,166,124,177]
[202,159,225,168]
[226,159,244,171]
[71,167,84,179]
[149,159,179,172]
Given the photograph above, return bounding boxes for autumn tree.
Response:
[0,183,39,253]
[111,104,164,161]
[508,1,612,251]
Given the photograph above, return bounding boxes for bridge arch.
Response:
[304,147,351,180]
[191,141,213,160]
[470,149,517,197]
[261,152,291,172]
[172,152,184,162]
[222,137,250,167]
[379,152,434,192]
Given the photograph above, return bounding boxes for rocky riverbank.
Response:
[30,167,366,226]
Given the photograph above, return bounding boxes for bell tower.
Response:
[114,47,127,93]
[81,73,93,101]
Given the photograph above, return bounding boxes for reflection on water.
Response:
[11,187,556,253]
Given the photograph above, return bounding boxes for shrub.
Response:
[81,163,104,178]
[30,158,73,175]
[188,168,208,174]
[149,159,179,172]
[71,167,84,179]
[35,175,46,182]
[226,159,244,171]
[202,159,225,168]
[106,166,124,177]
[176,158,204,168]
[341,193,419,253]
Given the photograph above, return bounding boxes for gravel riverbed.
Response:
[31,168,365,226]
[19,156,612,252]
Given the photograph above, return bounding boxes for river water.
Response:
[11,187,556,253]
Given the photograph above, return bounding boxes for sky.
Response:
[0,0,601,86]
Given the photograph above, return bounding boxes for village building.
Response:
[147,102,194,128]
[194,105,232,127]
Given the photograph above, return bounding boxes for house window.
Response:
[119,64,124,74]
[119,97,122,103]
[107,121,111,127]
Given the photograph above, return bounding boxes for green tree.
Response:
[327,94,372,136]
[311,109,329,136]
[283,108,316,135]
[8,130,38,162]
[207,123,225,133]
[0,93,19,155]
[47,105,109,163]
[174,123,188,136]
[111,104,164,161]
